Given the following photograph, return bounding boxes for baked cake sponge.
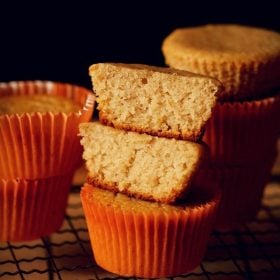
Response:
[79,122,205,203]
[89,63,221,141]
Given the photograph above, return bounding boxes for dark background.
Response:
[0,1,279,89]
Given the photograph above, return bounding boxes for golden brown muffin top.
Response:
[0,94,80,115]
[163,24,280,61]
[82,183,218,213]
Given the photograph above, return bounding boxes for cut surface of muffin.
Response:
[80,122,205,203]
[89,63,221,141]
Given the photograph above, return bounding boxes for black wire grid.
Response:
[0,181,279,280]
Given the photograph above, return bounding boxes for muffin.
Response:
[89,63,221,141]
[79,122,206,203]
[81,183,220,278]
[0,80,95,179]
[162,24,280,101]
[162,24,280,228]
[81,61,221,276]
[0,81,94,241]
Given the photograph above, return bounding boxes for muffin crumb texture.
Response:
[80,122,204,203]
[90,63,220,141]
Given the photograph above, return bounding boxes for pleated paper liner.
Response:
[80,183,220,278]
[203,93,280,165]
[272,137,280,175]
[163,53,280,101]
[0,81,95,179]
[197,157,275,230]
[0,175,72,242]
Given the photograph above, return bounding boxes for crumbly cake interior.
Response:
[80,122,204,202]
[91,63,218,136]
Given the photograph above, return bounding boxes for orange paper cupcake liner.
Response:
[199,160,275,230]
[203,94,280,165]
[164,53,280,101]
[0,81,95,179]
[0,175,72,242]
[81,184,220,278]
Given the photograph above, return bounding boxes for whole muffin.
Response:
[81,183,220,278]
[162,24,280,101]
[162,24,280,228]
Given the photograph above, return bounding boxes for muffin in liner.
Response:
[0,81,95,179]
[162,24,280,101]
[199,159,275,230]
[203,93,280,165]
[81,183,220,278]
[0,175,72,242]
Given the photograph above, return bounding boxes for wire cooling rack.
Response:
[0,180,280,280]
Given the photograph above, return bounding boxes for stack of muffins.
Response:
[0,81,94,241]
[162,24,280,228]
[80,63,221,277]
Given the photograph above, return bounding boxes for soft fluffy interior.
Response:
[80,123,203,202]
[92,64,218,134]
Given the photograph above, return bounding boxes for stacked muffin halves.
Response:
[79,63,222,277]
